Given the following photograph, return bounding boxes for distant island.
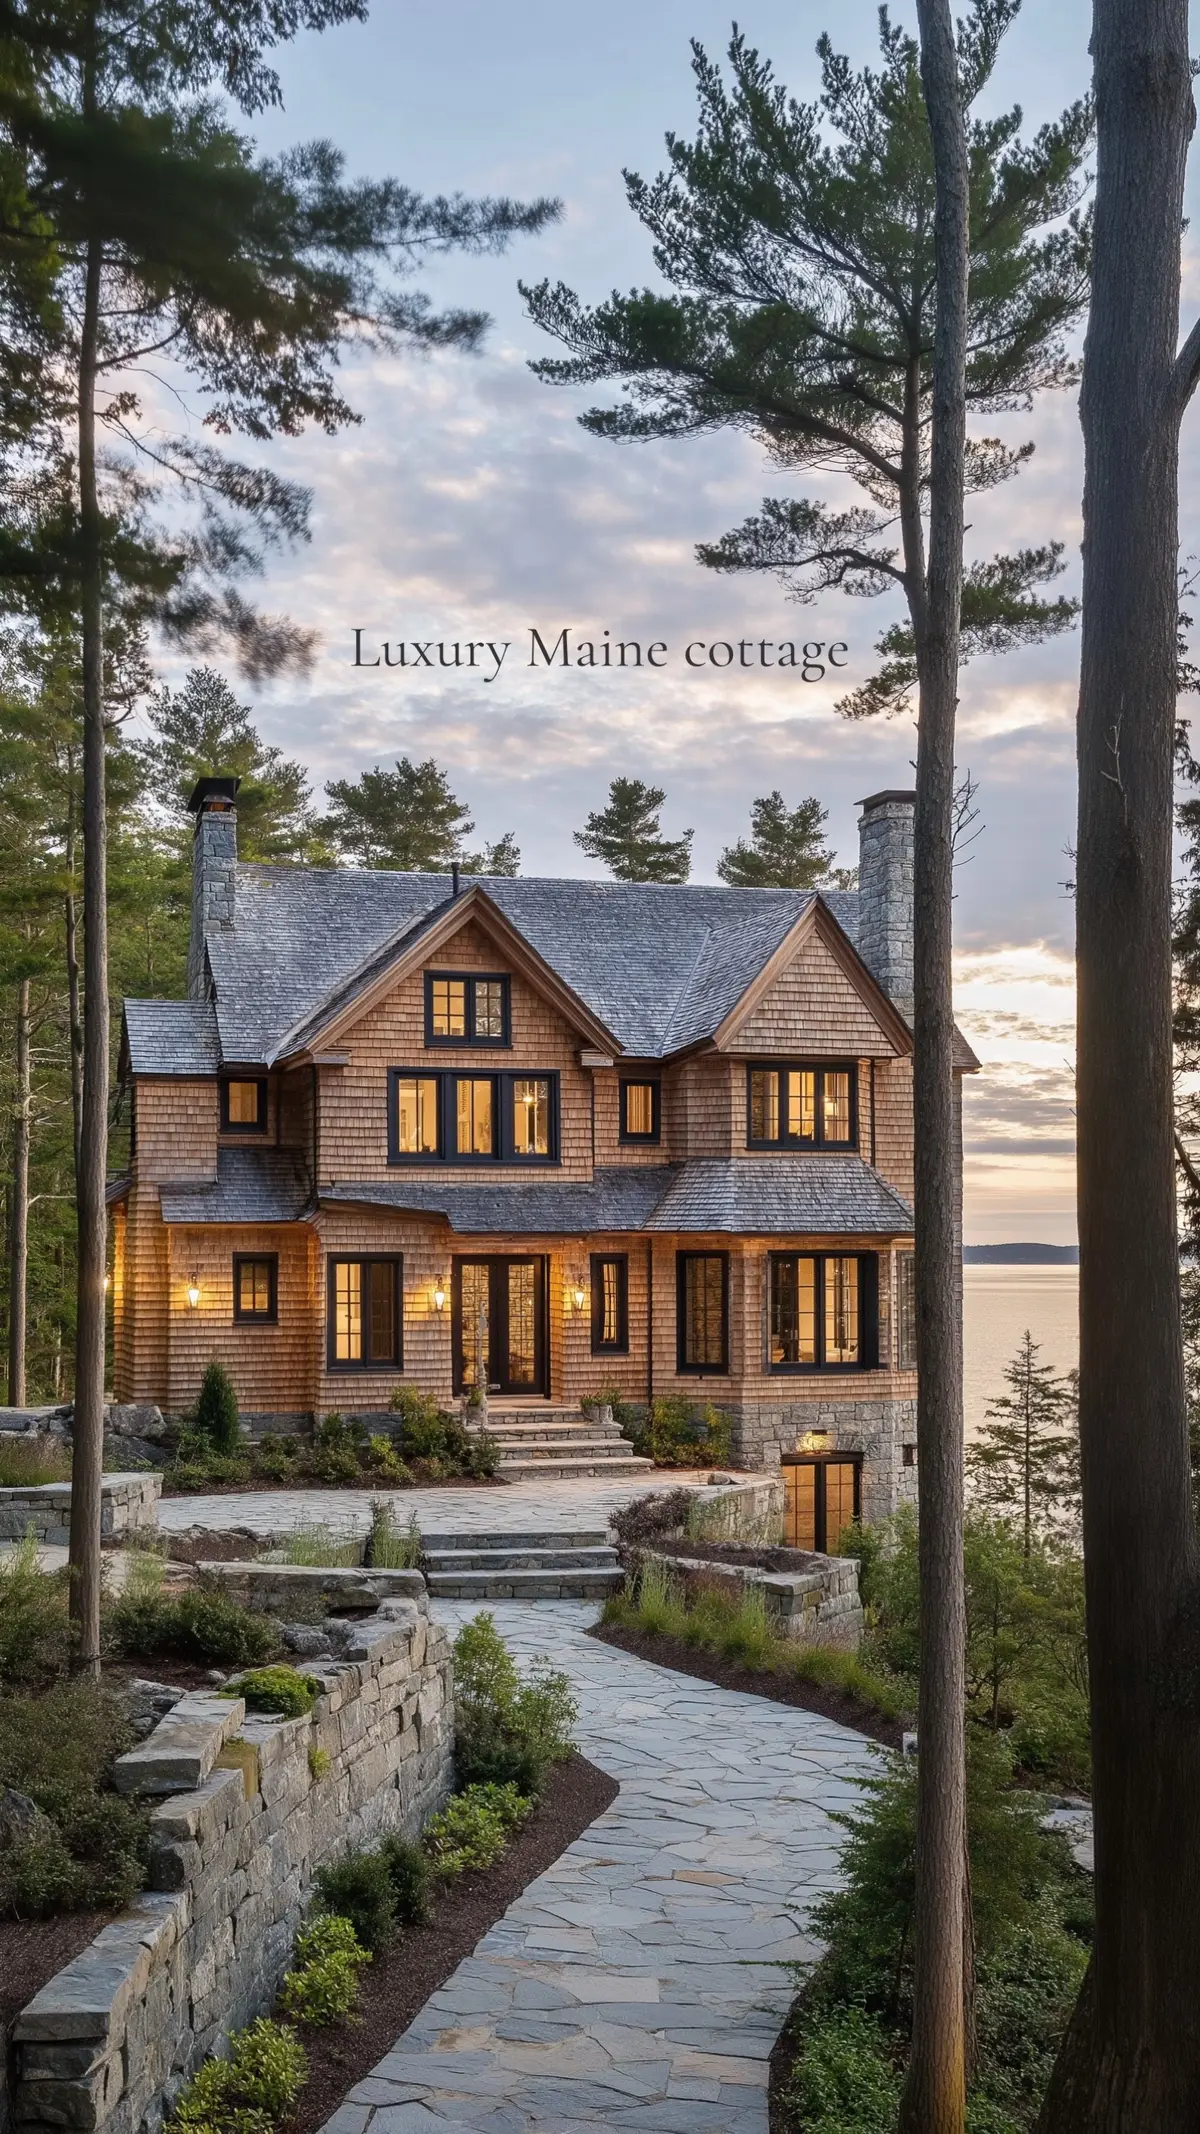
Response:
[963,1243,1079,1264]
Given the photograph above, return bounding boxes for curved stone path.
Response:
[318,1600,879,2134]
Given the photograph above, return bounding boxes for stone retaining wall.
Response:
[0,1473,160,1546]
[685,1477,784,1544]
[10,1592,453,2134]
[652,1547,864,1650]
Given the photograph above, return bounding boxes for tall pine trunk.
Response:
[7,975,30,1405]
[68,211,107,1675]
[897,3,971,2129]
[65,764,83,1176]
[1037,1,1200,2125]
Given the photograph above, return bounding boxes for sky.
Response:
[131,0,1200,1244]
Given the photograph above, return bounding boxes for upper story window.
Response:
[620,1078,661,1144]
[221,1077,267,1133]
[389,1068,559,1165]
[424,971,510,1046]
[746,1062,856,1150]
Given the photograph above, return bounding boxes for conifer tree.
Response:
[137,668,321,862]
[967,1330,1079,1557]
[320,757,518,874]
[574,777,692,882]
[718,790,853,888]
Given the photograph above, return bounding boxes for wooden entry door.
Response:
[782,1457,860,1553]
[452,1257,548,1396]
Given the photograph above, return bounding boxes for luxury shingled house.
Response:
[111,783,974,1549]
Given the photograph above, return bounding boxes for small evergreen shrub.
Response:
[312,1848,397,1951]
[109,1582,277,1667]
[195,1362,241,1453]
[388,1387,499,1479]
[0,1680,149,1915]
[278,1914,370,2025]
[423,1782,533,1876]
[379,1833,430,1924]
[173,2018,306,2134]
[222,1665,318,1717]
[452,1613,576,1795]
[0,1532,73,1686]
[780,2006,900,2134]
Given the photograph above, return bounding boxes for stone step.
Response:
[427,1566,625,1601]
[475,1421,629,1443]
[423,1545,620,1572]
[492,1435,632,1459]
[494,1454,653,1480]
[474,1408,593,1427]
[420,1529,610,1553]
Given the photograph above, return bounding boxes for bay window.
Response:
[390,1068,559,1164]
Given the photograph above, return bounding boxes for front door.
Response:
[782,1456,860,1553]
[452,1256,548,1396]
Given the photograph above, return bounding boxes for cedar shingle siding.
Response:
[113,787,972,1483]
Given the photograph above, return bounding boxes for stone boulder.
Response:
[106,1403,171,1444]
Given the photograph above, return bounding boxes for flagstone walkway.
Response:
[317,1600,880,2134]
[155,1475,718,1543]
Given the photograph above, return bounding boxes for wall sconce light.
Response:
[103,1273,111,1293]
[432,1280,447,1313]
[571,1282,586,1315]
[799,1428,831,1453]
[186,1276,201,1310]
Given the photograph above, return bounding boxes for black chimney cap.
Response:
[186,775,241,814]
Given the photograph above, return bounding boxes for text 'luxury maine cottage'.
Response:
[110,783,976,1545]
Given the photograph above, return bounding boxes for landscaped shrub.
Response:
[609,1487,695,1552]
[616,1395,732,1469]
[222,1665,319,1717]
[0,1679,150,1915]
[452,1612,576,1794]
[423,1781,533,1876]
[379,1832,430,1924]
[0,1435,72,1487]
[389,1387,498,1479]
[271,1522,361,1568]
[195,1361,241,1453]
[278,1914,370,2025]
[0,1531,72,1685]
[108,1574,277,1668]
[173,2018,306,2134]
[365,1499,422,1568]
[312,1848,398,1951]
[779,2005,900,2134]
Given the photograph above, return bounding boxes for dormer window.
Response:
[425,972,510,1046]
[620,1079,661,1144]
[746,1062,856,1150]
[221,1077,267,1133]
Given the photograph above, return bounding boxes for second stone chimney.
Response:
[856,789,915,1020]
[186,776,239,997]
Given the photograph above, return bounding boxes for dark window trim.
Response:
[767,1251,880,1373]
[423,970,512,1048]
[220,1076,268,1134]
[780,1451,863,1551]
[325,1254,403,1371]
[591,1253,630,1354]
[895,1249,917,1371]
[676,1250,730,1375]
[619,1077,661,1145]
[233,1253,278,1324]
[388,1068,560,1167]
[745,1060,858,1151]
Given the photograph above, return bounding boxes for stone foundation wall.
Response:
[727,1397,918,1525]
[652,1547,864,1651]
[0,1472,161,1546]
[10,1595,452,2134]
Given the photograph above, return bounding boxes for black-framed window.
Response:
[746,1062,857,1149]
[783,1455,861,1552]
[677,1251,729,1373]
[619,1078,661,1144]
[233,1254,277,1323]
[768,1253,879,1371]
[591,1254,629,1353]
[424,971,511,1047]
[221,1077,267,1133]
[327,1256,402,1368]
[389,1069,559,1165]
[896,1250,917,1369]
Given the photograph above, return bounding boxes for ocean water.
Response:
[962,1263,1079,1440]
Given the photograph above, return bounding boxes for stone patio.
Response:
[316,1599,880,2134]
[155,1475,722,1543]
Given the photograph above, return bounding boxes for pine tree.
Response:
[462,831,521,878]
[574,777,692,882]
[321,757,515,873]
[717,791,854,889]
[137,668,321,862]
[967,1331,1079,1557]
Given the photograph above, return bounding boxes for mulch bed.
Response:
[591,1620,905,1750]
[767,1980,820,2134]
[100,1656,226,1692]
[0,1909,120,2040]
[289,1750,618,2134]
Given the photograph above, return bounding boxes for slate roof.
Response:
[124,999,220,1077]
[318,1157,912,1238]
[195,868,867,1067]
[157,1148,312,1225]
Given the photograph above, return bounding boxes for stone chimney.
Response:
[856,789,915,1019]
[186,776,239,997]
